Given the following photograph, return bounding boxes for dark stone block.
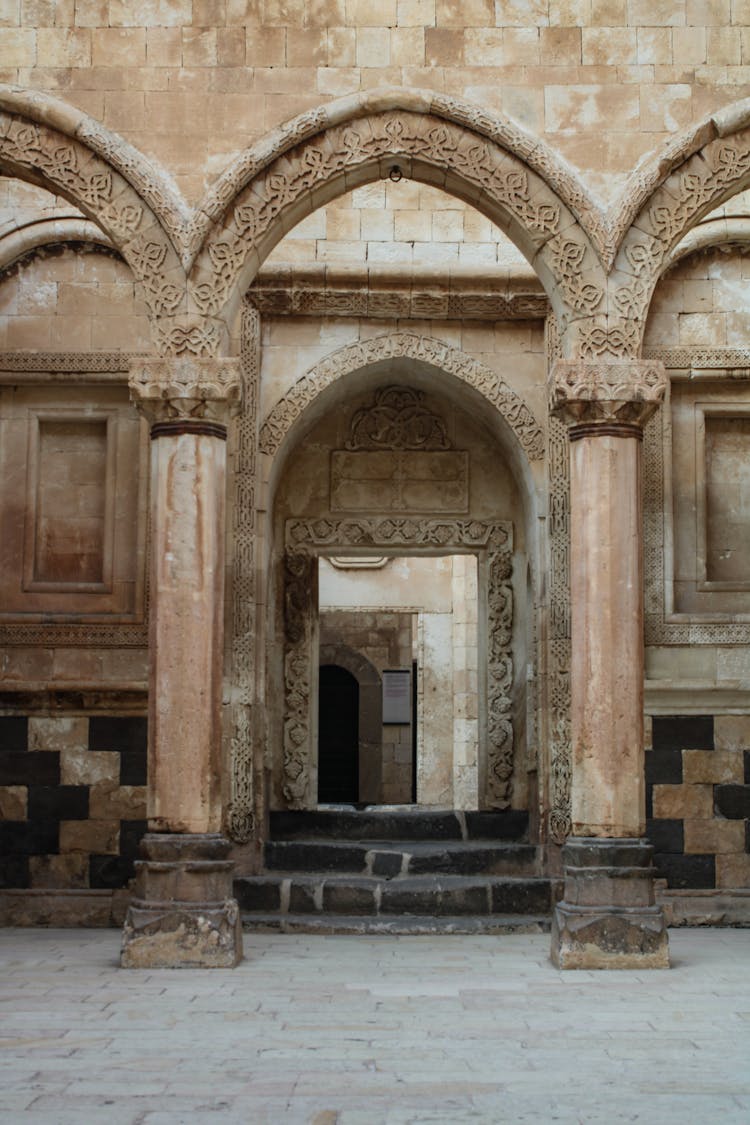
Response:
[370,850,403,878]
[0,751,59,786]
[119,749,147,786]
[265,840,366,873]
[439,881,491,915]
[234,877,282,912]
[653,853,715,889]
[652,715,713,751]
[646,818,684,854]
[89,716,147,753]
[464,810,528,840]
[289,881,318,913]
[119,819,148,860]
[645,785,653,819]
[322,880,376,914]
[645,748,683,785]
[744,751,750,785]
[0,820,59,856]
[0,854,30,888]
[714,784,750,820]
[90,854,135,889]
[0,717,28,752]
[491,879,551,915]
[28,786,89,821]
[746,820,750,855]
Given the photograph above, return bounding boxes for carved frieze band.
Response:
[550,359,667,426]
[225,305,261,844]
[129,357,242,423]
[248,279,549,322]
[259,333,545,461]
[282,517,514,810]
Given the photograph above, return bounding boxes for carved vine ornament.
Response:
[3,86,750,363]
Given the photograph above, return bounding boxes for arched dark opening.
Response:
[318,664,360,803]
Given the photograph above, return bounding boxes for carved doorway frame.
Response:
[280,516,514,812]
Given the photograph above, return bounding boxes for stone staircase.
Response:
[234,808,558,934]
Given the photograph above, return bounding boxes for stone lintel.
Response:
[121,833,243,969]
[550,837,670,970]
[550,359,667,429]
[128,357,242,425]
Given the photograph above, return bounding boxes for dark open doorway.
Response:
[318,664,359,803]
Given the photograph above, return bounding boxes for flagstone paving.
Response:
[1,927,749,1123]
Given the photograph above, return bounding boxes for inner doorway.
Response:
[318,553,479,808]
[317,664,359,803]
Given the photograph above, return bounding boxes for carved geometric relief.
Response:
[281,517,514,812]
[331,451,469,514]
[258,332,545,461]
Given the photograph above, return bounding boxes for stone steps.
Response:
[237,808,557,935]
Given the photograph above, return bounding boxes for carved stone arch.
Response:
[0,86,194,353]
[259,331,545,469]
[188,92,607,347]
[0,216,115,272]
[608,102,750,357]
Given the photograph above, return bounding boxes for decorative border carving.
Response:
[259,332,545,461]
[281,517,514,811]
[0,352,145,377]
[248,275,549,322]
[225,304,261,844]
[545,319,572,844]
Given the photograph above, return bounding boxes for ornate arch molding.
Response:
[607,104,750,354]
[662,216,750,271]
[188,96,607,336]
[0,87,194,352]
[190,88,607,266]
[283,518,515,811]
[258,332,545,463]
[0,216,115,274]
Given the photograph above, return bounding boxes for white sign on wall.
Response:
[382,668,411,724]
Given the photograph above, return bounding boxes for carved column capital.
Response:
[129,357,242,429]
[549,359,667,433]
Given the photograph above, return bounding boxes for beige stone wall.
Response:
[2,1,748,205]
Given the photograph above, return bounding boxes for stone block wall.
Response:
[0,714,147,897]
[646,714,750,891]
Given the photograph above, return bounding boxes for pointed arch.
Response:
[258,330,544,464]
[188,90,608,346]
[0,85,192,351]
[606,98,750,354]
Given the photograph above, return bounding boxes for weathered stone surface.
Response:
[0,785,27,819]
[121,834,243,969]
[550,838,669,969]
[61,747,120,787]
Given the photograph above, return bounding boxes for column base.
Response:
[121,833,243,969]
[550,838,669,970]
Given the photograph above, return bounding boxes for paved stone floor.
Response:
[0,927,749,1124]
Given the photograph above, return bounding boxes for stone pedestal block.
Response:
[121,834,243,969]
[550,838,669,970]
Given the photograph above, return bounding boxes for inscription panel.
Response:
[331,450,469,514]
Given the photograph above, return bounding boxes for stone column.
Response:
[549,359,670,969]
[122,357,243,968]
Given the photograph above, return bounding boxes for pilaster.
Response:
[549,359,670,969]
[122,357,243,969]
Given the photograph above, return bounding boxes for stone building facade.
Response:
[0,1,749,966]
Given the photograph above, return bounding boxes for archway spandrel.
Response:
[191,110,605,331]
[257,332,545,463]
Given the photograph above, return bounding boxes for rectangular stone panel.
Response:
[331,450,469,513]
[704,416,750,584]
[26,419,110,589]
